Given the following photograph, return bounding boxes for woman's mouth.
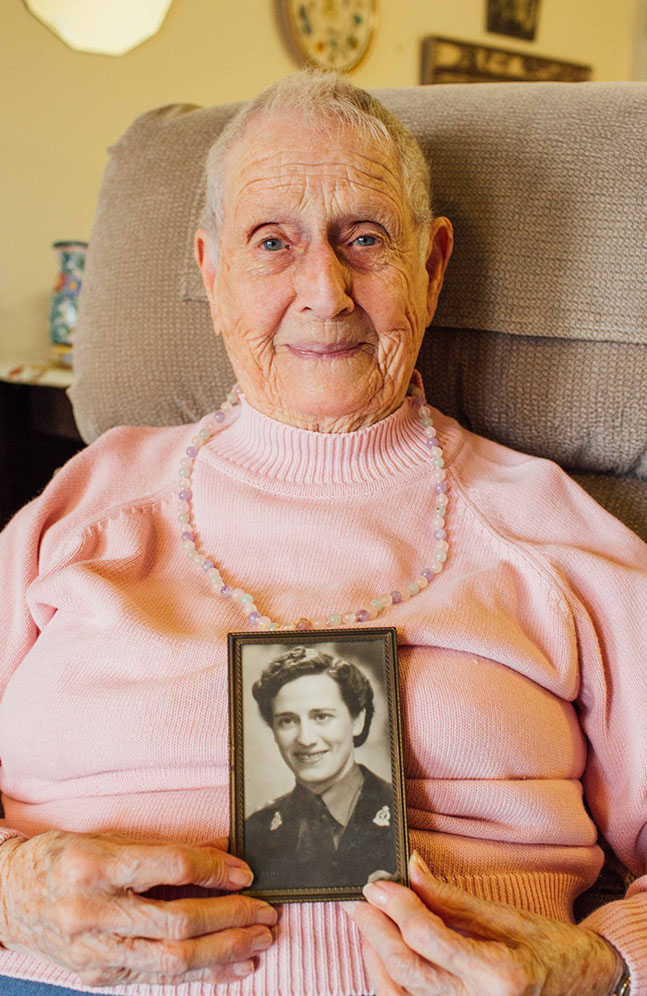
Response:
[286,342,362,359]
[294,748,329,764]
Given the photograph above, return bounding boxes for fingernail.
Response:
[233,960,254,977]
[229,866,254,888]
[410,850,431,874]
[362,882,387,905]
[255,906,278,926]
[251,928,273,951]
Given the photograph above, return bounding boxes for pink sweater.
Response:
[0,395,646,996]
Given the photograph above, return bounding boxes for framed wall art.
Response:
[228,628,409,903]
[486,0,541,41]
[421,36,591,84]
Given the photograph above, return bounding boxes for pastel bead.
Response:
[434,482,448,494]
[220,585,233,598]
[313,619,328,629]
[380,594,393,606]
[370,598,383,612]
[419,405,432,417]
[191,436,203,446]
[226,392,238,404]
[434,529,447,540]
[390,591,402,605]
[232,588,245,601]
[430,562,443,574]
[186,446,198,458]
[258,617,271,629]
[433,457,445,468]
[240,593,254,604]
[399,587,411,602]
[188,550,200,561]
[434,551,447,562]
[367,604,379,619]
[182,539,195,549]
[425,437,440,449]
[179,467,190,477]
[407,581,420,595]
[296,618,313,630]
[269,623,280,631]
[180,459,192,470]
[329,614,342,626]
[198,428,210,439]
[437,540,449,551]
[181,531,194,542]
[177,512,189,524]
[356,610,370,623]
[342,613,355,625]
[215,411,226,423]
[415,575,428,589]
[436,493,449,506]
[248,611,261,624]
[420,568,433,580]
[243,603,258,615]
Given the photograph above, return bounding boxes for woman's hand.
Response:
[350,852,624,996]
[0,830,276,987]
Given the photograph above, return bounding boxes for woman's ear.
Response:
[425,216,454,326]
[353,709,366,739]
[194,228,222,336]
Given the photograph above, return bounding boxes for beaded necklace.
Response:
[176,382,449,632]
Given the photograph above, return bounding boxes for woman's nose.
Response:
[296,720,318,745]
[295,243,354,319]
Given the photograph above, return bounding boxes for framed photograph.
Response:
[228,628,409,903]
[486,0,541,42]
[420,36,591,85]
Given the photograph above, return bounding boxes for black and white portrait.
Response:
[229,630,408,901]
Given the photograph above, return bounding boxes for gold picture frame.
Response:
[421,35,591,84]
[228,627,409,903]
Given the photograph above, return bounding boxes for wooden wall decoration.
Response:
[420,36,591,85]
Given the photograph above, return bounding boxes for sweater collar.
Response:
[200,377,458,495]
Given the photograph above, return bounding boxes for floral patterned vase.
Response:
[49,240,88,366]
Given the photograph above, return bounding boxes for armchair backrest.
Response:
[70,81,647,540]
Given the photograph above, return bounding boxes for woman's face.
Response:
[270,672,365,791]
[196,113,452,433]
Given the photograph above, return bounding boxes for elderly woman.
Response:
[0,70,643,996]
[245,646,395,890]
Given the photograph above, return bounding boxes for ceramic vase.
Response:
[49,240,88,366]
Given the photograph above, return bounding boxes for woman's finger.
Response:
[102,892,277,939]
[74,922,274,985]
[353,897,457,995]
[361,939,410,996]
[408,857,527,941]
[363,881,483,979]
[106,841,254,892]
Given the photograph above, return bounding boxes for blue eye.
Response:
[354,235,378,247]
[261,238,287,252]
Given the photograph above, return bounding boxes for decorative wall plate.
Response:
[281,0,377,73]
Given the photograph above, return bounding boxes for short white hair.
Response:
[200,70,433,257]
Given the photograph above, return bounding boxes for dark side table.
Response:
[0,362,85,529]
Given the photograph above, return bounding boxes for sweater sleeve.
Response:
[550,513,647,990]
[479,452,647,990]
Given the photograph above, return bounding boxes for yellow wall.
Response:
[2,0,638,362]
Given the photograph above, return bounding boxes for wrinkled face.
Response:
[271,673,365,791]
[196,114,452,432]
